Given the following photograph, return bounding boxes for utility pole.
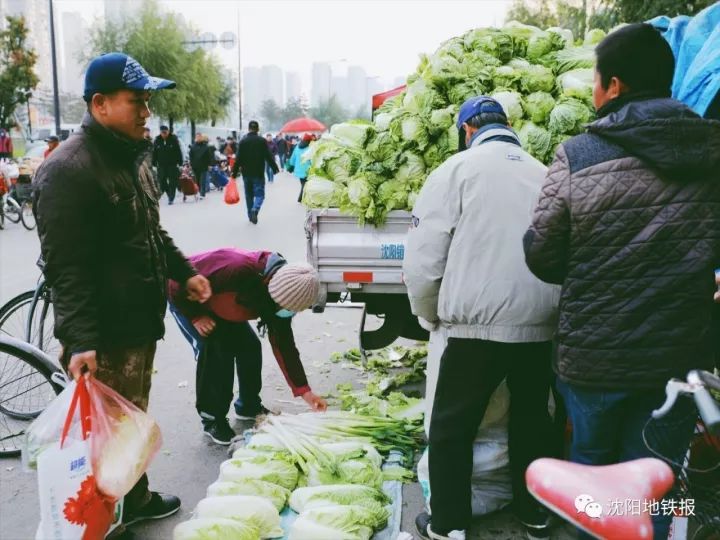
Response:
[48,0,61,137]
[237,9,242,130]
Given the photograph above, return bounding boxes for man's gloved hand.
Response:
[418,317,439,332]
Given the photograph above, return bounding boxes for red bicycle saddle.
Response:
[526,458,675,540]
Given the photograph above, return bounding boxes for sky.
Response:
[54,0,513,93]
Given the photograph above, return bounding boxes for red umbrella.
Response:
[279,117,327,134]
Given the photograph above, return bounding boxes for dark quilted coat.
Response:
[523,96,720,390]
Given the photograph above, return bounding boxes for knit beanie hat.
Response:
[268,263,320,312]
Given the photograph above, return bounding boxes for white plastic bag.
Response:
[418,327,513,516]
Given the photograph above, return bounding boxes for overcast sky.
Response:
[55,0,512,92]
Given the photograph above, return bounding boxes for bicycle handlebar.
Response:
[688,370,720,437]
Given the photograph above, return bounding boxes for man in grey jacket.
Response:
[524,24,720,539]
[405,97,560,540]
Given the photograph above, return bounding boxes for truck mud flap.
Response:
[358,300,429,358]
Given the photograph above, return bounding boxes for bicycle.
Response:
[527,370,720,540]
[0,278,60,418]
[0,335,66,457]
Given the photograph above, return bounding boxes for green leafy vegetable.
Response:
[173,518,259,540]
[207,479,291,512]
[194,496,283,539]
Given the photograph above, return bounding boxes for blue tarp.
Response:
[648,3,720,117]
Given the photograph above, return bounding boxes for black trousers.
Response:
[196,320,263,421]
[157,165,178,202]
[429,337,556,532]
[298,177,307,203]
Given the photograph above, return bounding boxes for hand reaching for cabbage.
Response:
[302,391,328,412]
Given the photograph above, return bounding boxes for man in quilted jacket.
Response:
[524,24,720,539]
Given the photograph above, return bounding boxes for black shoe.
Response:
[203,418,236,445]
[249,209,258,224]
[124,492,181,526]
[517,506,552,540]
[416,512,432,540]
[234,404,271,421]
[415,512,466,540]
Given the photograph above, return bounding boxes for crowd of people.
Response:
[24,20,720,540]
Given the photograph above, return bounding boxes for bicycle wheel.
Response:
[0,338,64,455]
[3,197,21,224]
[0,290,35,340]
[20,200,35,230]
[0,291,62,418]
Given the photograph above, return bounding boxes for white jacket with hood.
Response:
[403,126,560,343]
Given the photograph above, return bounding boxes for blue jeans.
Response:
[242,176,265,218]
[169,304,262,420]
[556,379,696,540]
[266,162,275,182]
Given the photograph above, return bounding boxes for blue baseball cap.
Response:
[83,52,176,102]
[456,96,506,129]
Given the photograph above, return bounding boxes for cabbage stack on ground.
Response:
[303,23,603,225]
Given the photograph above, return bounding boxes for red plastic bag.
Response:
[224,178,240,205]
[32,379,117,539]
[86,377,162,499]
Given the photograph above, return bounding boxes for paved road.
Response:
[0,173,575,539]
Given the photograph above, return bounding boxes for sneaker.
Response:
[517,507,552,540]
[168,200,174,205]
[123,492,181,526]
[249,209,258,224]
[203,418,236,445]
[234,404,272,421]
[415,512,466,540]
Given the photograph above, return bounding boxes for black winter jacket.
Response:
[152,133,183,168]
[231,132,279,179]
[524,95,720,390]
[32,113,197,353]
[189,141,214,171]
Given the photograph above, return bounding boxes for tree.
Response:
[507,0,712,37]
[260,99,282,130]
[309,95,350,129]
[83,0,229,127]
[611,0,714,22]
[0,16,38,129]
[279,96,309,126]
[506,0,615,38]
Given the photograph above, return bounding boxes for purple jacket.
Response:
[167,248,310,396]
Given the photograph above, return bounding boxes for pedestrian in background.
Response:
[32,52,212,538]
[405,96,560,540]
[265,133,278,183]
[231,120,279,224]
[276,134,288,169]
[43,135,59,159]
[524,24,720,540]
[0,128,13,159]
[286,133,313,203]
[189,133,214,199]
[153,125,183,205]
[167,248,327,445]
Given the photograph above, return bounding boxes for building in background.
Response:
[285,71,302,104]
[311,62,331,106]
[330,76,351,110]
[261,64,284,106]
[243,66,262,122]
[347,65,367,111]
[59,11,86,96]
[104,0,144,24]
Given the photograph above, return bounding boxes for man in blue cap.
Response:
[404,97,560,540]
[32,52,211,538]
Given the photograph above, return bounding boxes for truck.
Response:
[305,208,427,357]
[306,6,720,357]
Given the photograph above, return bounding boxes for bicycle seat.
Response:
[526,458,675,540]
